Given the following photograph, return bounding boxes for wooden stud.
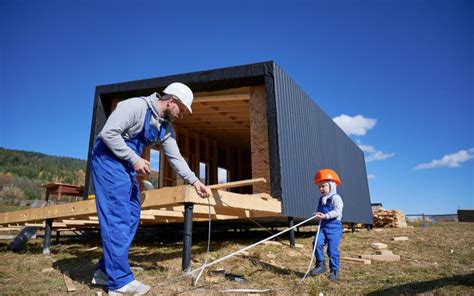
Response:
[194,133,200,178]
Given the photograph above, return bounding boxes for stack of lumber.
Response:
[373,209,407,228]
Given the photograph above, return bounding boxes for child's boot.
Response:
[328,270,339,282]
[311,261,327,275]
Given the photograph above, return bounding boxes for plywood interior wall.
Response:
[249,86,271,194]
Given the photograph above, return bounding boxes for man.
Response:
[90,82,209,295]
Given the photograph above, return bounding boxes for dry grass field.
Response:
[0,221,473,295]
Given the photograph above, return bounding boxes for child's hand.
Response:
[314,212,325,220]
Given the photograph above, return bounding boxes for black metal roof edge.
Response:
[84,88,103,198]
[95,61,275,94]
[264,62,283,199]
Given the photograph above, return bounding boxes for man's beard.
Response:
[163,108,176,122]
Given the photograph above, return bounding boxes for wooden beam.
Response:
[211,139,218,185]
[62,220,87,226]
[208,178,266,191]
[185,190,281,213]
[205,136,210,185]
[341,257,371,265]
[226,145,233,182]
[194,86,251,97]
[0,186,189,225]
[194,133,200,178]
[194,93,250,103]
[0,180,281,226]
[158,147,165,188]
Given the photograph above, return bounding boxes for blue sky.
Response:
[1,0,472,215]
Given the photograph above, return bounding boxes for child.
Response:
[311,168,344,281]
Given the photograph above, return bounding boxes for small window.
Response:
[146,149,160,189]
[150,149,160,171]
[218,167,228,184]
[199,162,208,185]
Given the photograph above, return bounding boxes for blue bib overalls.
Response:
[91,108,164,289]
[314,195,343,271]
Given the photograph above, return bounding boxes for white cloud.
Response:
[367,174,376,180]
[414,148,474,170]
[358,143,395,163]
[333,114,376,136]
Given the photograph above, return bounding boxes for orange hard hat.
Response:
[314,168,341,186]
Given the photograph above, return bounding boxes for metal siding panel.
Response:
[273,64,372,224]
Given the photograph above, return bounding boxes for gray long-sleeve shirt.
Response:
[98,93,199,185]
[319,181,344,221]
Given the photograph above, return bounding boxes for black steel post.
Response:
[182,202,194,272]
[351,222,355,233]
[288,217,295,248]
[43,219,53,254]
[55,231,60,243]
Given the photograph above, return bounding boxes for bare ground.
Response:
[0,221,473,295]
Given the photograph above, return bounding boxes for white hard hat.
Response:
[163,82,194,114]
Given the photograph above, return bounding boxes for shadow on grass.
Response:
[52,249,100,286]
[28,229,314,286]
[246,255,306,277]
[367,273,474,295]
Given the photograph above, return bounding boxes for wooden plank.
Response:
[0,186,189,225]
[392,236,409,241]
[139,215,156,220]
[0,200,97,225]
[62,220,86,226]
[194,133,200,177]
[194,86,251,98]
[186,190,281,213]
[226,145,233,182]
[183,114,243,122]
[158,147,165,188]
[359,254,401,262]
[194,93,250,103]
[149,205,279,220]
[376,250,394,255]
[189,105,250,113]
[140,186,188,208]
[211,139,218,185]
[208,178,266,191]
[62,219,99,225]
[63,271,76,292]
[341,257,371,265]
[205,136,210,184]
[0,181,281,226]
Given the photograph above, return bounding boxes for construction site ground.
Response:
[0,221,473,295]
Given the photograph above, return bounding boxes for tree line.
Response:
[0,147,87,205]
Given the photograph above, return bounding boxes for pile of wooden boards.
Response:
[372,209,407,228]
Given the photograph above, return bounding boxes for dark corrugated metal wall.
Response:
[272,63,372,224]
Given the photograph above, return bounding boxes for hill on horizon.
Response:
[0,147,87,203]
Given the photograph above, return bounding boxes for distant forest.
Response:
[0,147,87,204]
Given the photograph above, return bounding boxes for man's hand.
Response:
[192,180,209,198]
[133,158,152,175]
[314,212,326,220]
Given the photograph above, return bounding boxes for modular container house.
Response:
[85,61,372,225]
